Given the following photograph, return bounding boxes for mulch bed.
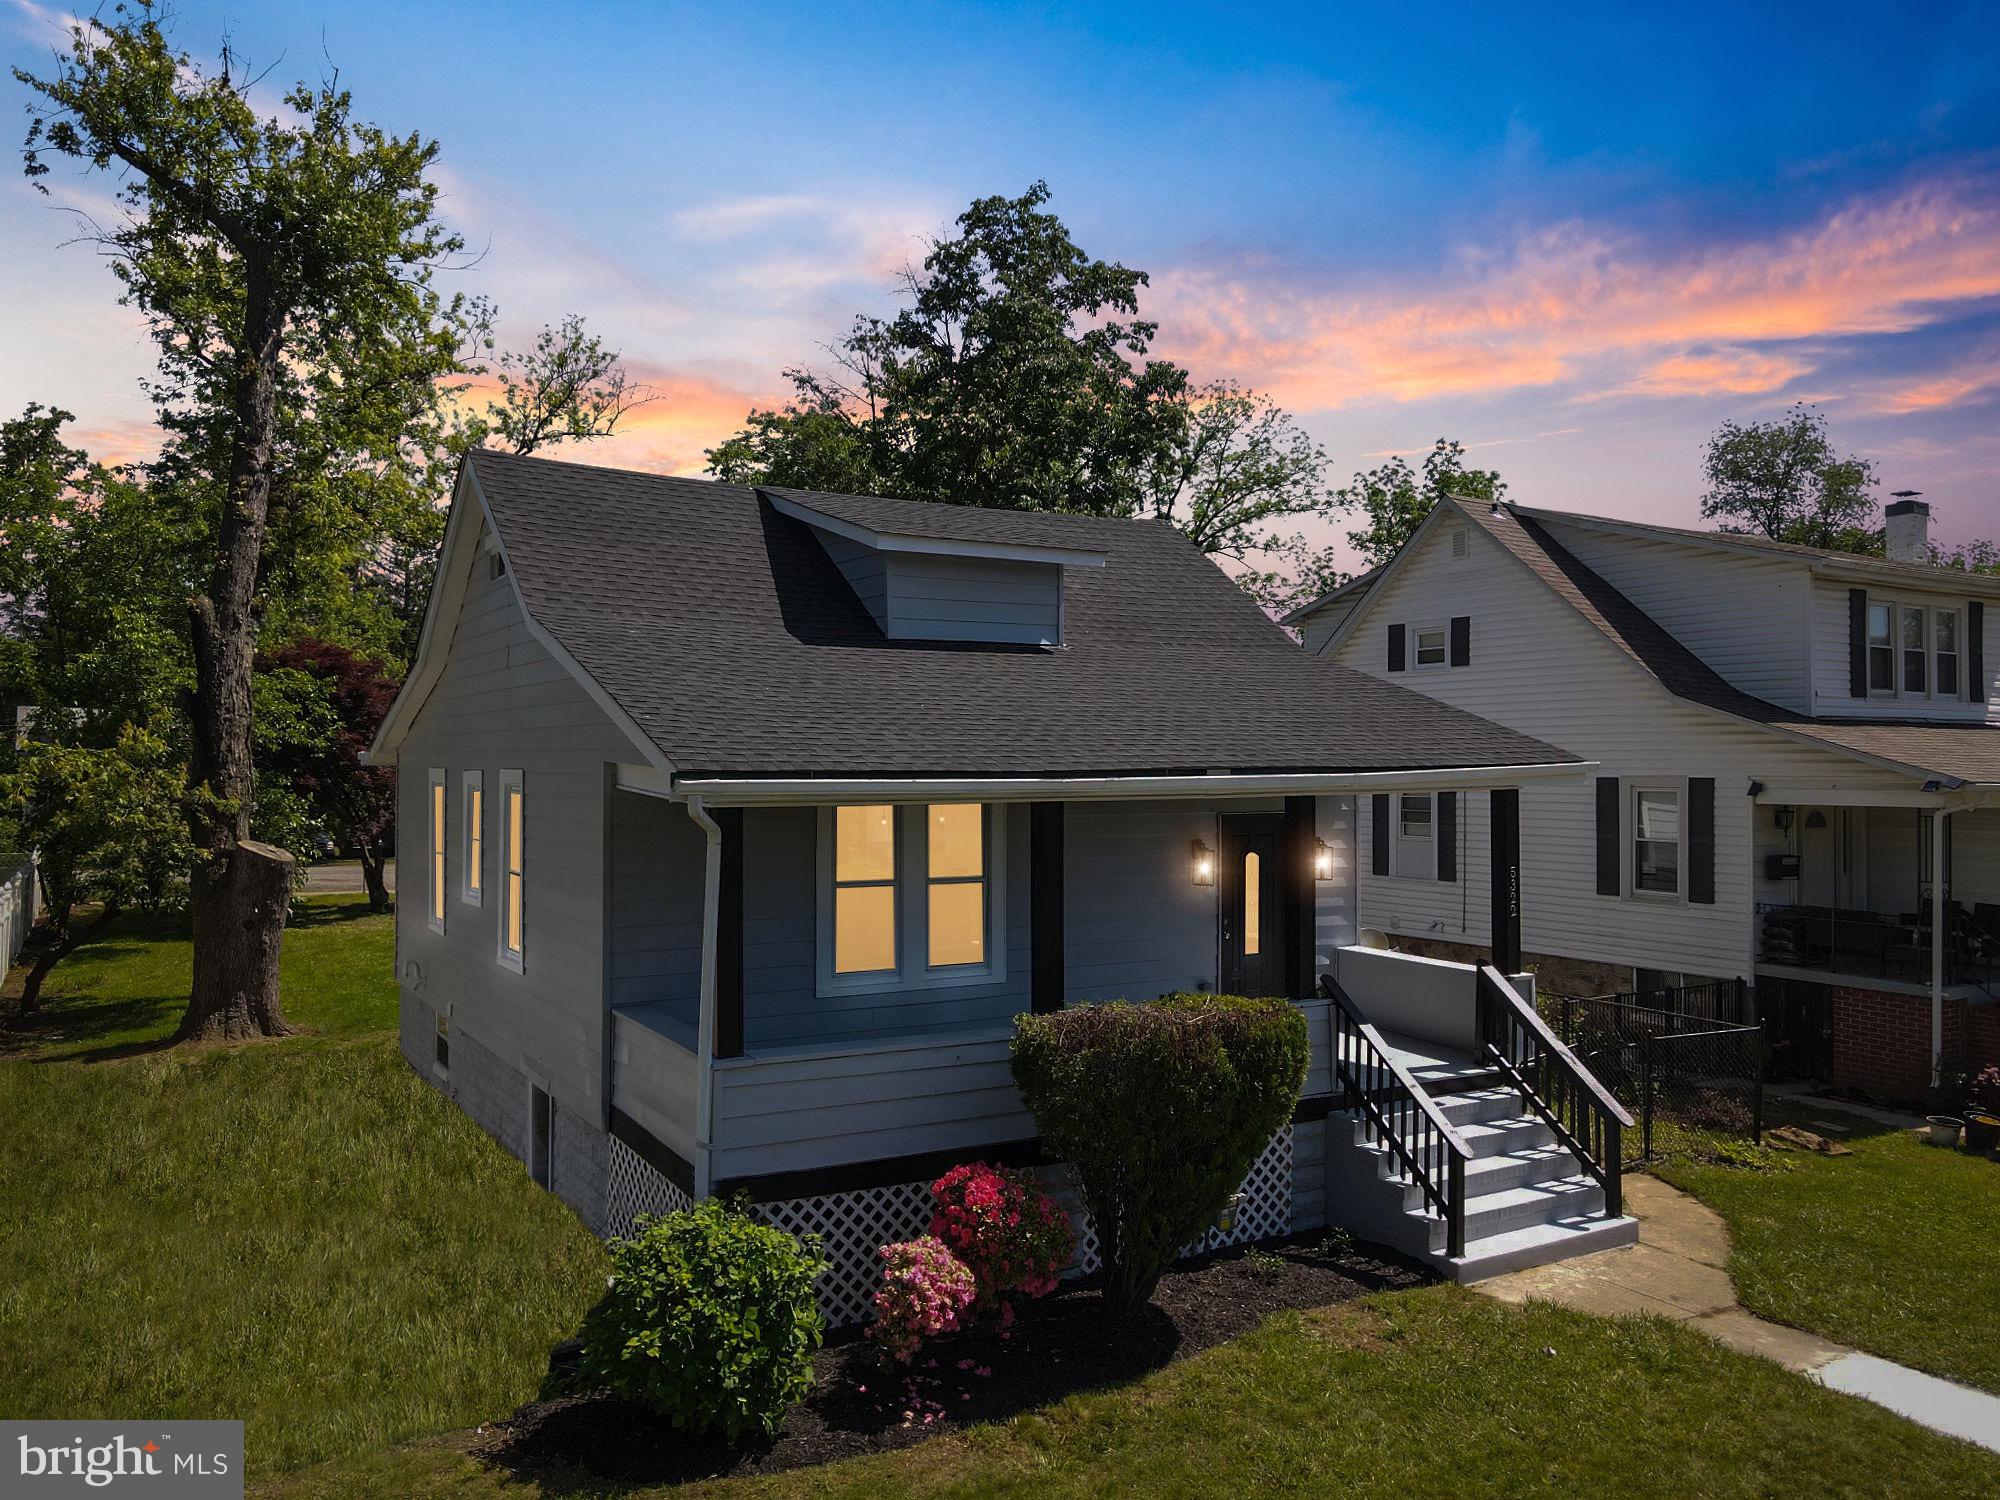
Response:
[477,1231,1429,1488]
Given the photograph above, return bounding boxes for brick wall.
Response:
[1828,985,2000,1105]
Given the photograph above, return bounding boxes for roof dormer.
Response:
[765,488,1107,647]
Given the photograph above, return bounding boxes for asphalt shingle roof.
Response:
[467,450,1580,780]
[1463,501,2000,787]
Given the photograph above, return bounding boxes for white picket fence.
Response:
[0,854,38,971]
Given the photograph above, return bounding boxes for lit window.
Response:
[461,771,484,906]
[1936,610,1960,697]
[1901,605,1928,695]
[927,804,986,969]
[1242,851,1261,957]
[1633,787,1680,896]
[1414,626,1448,667]
[498,770,524,969]
[834,804,897,975]
[428,768,446,934]
[1866,603,1894,691]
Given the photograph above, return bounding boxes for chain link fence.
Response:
[1556,993,1765,1162]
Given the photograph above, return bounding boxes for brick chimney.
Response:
[1884,497,1931,564]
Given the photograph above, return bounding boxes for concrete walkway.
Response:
[1477,1172,2000,1456]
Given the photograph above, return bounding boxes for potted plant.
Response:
[1926,1114,1964,1149]
[1964,1066,2000,1156]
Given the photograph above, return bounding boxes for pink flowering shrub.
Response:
[870,1237,977,1363]
[930,1161,1074,1326]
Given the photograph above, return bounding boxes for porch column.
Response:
[715,807,744,1060]
[1030,802,1064,1013]
[1931,805,1948,1091]
[1490,788,1522,975]
[1283,796,1316,999]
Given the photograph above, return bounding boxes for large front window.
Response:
[1633,787,1681,897]
[820,803,1006,993]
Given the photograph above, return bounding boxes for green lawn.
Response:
[7,910,1998,1498]
[0,898,608,1475]
[260,1288,2000,1500]
[1656,1101,2000,1397]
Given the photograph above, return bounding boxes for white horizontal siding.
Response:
[1327,518,1916,983]
[397,521,639,1124]
[886,553,1063,645]
[1807,577,1997,722]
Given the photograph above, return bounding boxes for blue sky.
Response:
[5,1,1999,569]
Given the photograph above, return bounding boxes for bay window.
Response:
[819,803,1006,994]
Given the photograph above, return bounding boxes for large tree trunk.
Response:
[175,271,295,1044]
[358,839,391,914]
[178,841,295,1042]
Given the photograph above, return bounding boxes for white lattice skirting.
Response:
[599,1132,1293,1328]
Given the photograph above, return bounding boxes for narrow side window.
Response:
[427,768,447,934]
[498,770,525,970]
[461,771,484,906]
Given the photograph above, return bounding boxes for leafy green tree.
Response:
[709,184,1337,593]
[18,3,472,1040]
[1700,404,1877,548]
[1338,439,1506,569]
[1933,537,2000,576]
[1,723,193,1017]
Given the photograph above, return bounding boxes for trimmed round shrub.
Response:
[930,1161,1073,1328]
[870,1236,978,1363]
[1011,993,1308,1315]
[577,1200,824,1444]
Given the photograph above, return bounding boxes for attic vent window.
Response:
[489,553,507,580]
[1451,528,1469,558]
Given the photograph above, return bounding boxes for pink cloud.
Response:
[1872,346,2000,413]
[1149,174,2000,411]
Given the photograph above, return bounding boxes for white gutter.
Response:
[666,762,1595,807]
[684,795,723,1199]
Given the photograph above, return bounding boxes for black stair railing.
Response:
[1319,974,1471,1258]
[1475,965,1634,1216]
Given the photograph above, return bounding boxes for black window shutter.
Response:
[1971,601,1986,703]
[1387,623,1406,673]
[1688,778,1715,905]
[1437,791,1458,882]
[1848,589,1868,697]
[1371,794,1389,876]
[1595,777,1621,897]
[1449,616,1471,667]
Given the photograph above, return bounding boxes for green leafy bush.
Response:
[1011,993,1308,1315]
[577,1200,824,1444]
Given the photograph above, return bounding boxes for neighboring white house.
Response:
[1285,496,2000,1103]
[366,450,1643,1319]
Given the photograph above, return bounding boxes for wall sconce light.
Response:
[1313,837,1334,881]
[1804,810,1828,830]
[1190,839,1215,886]
[1773,807,1794,833]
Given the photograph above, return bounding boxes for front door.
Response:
[1218,814,1286,997]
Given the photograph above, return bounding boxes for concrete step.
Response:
[1438,1174,1606,1249]
[1435,1213,1640,1282]
[1394,1142,1582,1212]
[1435,1087,1526,1128]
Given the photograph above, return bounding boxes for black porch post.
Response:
[1030,802,1065,1013]
[714,807,745,1059]
[1490,788,1522,975]
[1283,796,1316,999]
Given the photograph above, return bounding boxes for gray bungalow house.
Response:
[368,450,1637,1321]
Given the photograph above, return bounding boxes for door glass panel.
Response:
[1243,851,1261,956]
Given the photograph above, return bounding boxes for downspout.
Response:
[685,794,722,1199]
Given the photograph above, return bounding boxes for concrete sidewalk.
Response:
[1477,1171,2000,1455]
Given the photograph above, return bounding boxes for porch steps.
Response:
[1324,1084,1637,1282]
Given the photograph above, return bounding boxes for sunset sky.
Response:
[4,0,1999,573]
